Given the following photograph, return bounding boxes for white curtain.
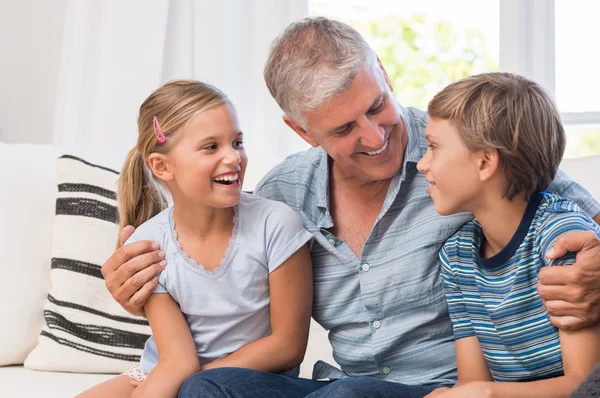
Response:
[52,0,308,188]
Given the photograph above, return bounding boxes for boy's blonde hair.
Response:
[428,72,565,200]
[117,80,229,247]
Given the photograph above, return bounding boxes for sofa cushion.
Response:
[0,143,57,366]
[24,154,151,373]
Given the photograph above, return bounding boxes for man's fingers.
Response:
[548,315,590,331]
[101,240,160,276]
[116,261,165,302]
[117,250,166,281]
[127,278,159,316]
[545,230,597,259]
[542,299,589,317]
[538,266,571,286]
[120,225,136,247]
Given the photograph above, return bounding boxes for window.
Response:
[309,0,499,110]
[310,0,600,158]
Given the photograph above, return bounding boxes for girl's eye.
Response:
[203,144,217,151]
[234,139,244,148]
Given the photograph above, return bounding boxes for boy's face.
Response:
[416,118,482,216]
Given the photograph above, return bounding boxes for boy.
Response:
[418,72,600,397]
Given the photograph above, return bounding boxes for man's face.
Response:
[290,64,406,184]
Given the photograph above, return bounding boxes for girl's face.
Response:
[166,103,248,209]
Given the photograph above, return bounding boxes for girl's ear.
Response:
[148,153,173,182]
[477,148,500,182]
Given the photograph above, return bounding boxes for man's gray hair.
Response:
[264,17,378,126]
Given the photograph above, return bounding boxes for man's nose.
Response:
[358,117,385,149]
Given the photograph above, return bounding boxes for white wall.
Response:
[0,0,68,143]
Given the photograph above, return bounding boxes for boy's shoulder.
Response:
[442,219,481,257]
[534,190,600,238]
[125,206,172,245]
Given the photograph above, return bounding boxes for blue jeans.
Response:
[178,367,446,398]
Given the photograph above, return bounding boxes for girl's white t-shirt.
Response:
[125,192,312,373]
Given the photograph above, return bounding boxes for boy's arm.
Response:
[203,245,313,372]
[455,337,493,384]
[133,293,200,398]
[464,327,600,398]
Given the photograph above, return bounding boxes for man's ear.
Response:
[282,115,319,148]
[148,153,173,182]
[376,56,393,93]
[477,148,500,182]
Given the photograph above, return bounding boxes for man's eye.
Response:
[333,125,353,136]
[368,100,385,115]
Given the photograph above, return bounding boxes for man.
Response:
[102,18,600,397]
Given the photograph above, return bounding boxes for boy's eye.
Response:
[234,139,244,147]
[203,144,217,150]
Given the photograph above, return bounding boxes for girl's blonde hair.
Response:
[117,80,229,247]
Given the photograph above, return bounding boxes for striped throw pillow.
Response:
[24,155,151,373]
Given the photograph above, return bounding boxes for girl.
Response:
[79,80,313,398]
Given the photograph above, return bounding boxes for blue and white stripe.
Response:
[441,191,600,382]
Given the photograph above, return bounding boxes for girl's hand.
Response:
[429,382,493,398]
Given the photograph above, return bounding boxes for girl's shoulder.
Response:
[124,206,173,246]
[239,192,300,223]
[237,192,307,242]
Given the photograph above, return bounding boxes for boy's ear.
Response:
[148,153,173,182]
[282,115,319,148]
[477,148,500,182]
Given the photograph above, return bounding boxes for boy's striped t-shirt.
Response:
[441,191,600,382]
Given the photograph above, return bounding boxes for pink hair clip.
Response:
[153,116,166,143]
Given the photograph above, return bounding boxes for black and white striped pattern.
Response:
[24,155,151,373]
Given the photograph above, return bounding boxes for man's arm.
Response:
[101,225,165,316]
[538,229,600,330]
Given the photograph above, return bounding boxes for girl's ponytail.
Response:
[116,146,168,248]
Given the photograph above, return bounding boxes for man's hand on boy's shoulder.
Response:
[538,230,600,330]
[101,225,164,317]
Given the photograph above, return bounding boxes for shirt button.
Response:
[382,367,390,374]
[373,320,381,329]
[361,263,370,272]
[328,238,335,246]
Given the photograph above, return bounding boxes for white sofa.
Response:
[0,142,597,397]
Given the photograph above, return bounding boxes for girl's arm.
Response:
[132,293,200,398]
[203,244,313,372]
